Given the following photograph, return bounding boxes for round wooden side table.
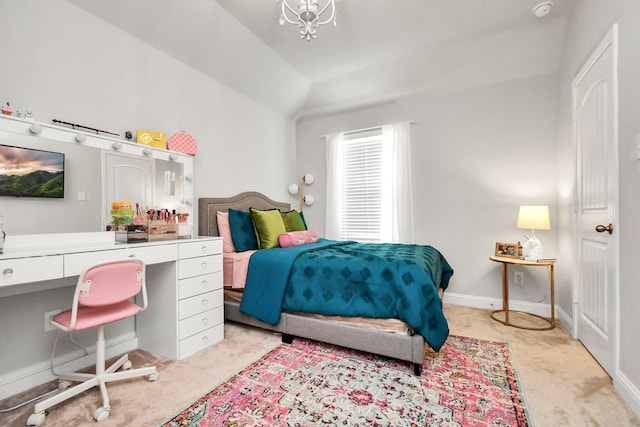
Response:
[489,255,556,331]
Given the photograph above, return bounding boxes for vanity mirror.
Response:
[0,116,193,236]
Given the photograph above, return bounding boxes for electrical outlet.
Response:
[514,272,524,287]
[44,310,61,332]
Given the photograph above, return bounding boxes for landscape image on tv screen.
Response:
[0,144,65,198]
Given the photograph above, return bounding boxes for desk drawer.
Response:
[178,289,222,320]
[64,244,178,276]
[178,271,222,300]
[178,254,221,279]
[179,324,224,360]
[0,256,64,287]
[179,306,223,339]
[179,239,222,259]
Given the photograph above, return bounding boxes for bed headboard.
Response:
[198,191,291,237]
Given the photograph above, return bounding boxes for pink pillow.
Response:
[279,230,319,248]
[217,211,237,253]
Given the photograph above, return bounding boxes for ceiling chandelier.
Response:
[278,0,337,41]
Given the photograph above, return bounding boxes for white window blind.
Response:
[336,128,391,243]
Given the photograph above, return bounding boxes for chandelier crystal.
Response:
[278,0,336,41]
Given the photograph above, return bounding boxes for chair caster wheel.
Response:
[121,360,132,371]
[57,380,71,391]
[27,411,46,426]
[149,372,159,382]
[93,407,110,422]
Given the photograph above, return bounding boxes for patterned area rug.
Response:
[162,335,531,426]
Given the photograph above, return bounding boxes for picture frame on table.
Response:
[495,242,522,259]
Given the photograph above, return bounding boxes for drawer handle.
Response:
[201,261,208,269]
[202,335,209,342]
[201,280,208,287]
[202,317,208,324]
[3,268,14,277]
[201,298,208,306]
[201,246,208,253]
[128,254,136,258]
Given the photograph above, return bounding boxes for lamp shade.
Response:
[516,205,550,230]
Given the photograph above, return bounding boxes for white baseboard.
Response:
[614,370,640,418]
[444,292,555,318]
[444,292,576,337]
[0,333,137,401]
[555,305,574,336]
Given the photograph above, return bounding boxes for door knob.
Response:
[595,223,613,234]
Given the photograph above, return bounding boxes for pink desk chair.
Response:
[27,259,158,425]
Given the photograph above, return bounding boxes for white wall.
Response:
[296,74,559,305]
[0,0,295,393]
[297,0,640,415]
[0,0,296,226]
[555,0,640,414]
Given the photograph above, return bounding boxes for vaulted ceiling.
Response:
[68,0,575,120]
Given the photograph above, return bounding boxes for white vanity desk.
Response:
[0,232,223,400]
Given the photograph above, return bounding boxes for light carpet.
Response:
[1,305,639,426]
[162,335,530,426]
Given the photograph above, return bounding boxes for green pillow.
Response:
[281,210,307,232]
[228,208,259,252]
[250,208,287,249]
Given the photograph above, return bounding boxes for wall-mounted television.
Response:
[0,144,65,198]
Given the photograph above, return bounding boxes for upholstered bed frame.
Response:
[198,191,426,375]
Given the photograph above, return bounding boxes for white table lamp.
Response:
[516,205,550,261]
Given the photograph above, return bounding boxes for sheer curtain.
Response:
[325,122,415,243]
[384,121,415,243]
[325,132,343,240]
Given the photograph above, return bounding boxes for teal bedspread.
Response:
[239,239,453,351]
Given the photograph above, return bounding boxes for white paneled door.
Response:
[573,25,618,376]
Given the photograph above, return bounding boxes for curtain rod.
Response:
[320,120,417,139]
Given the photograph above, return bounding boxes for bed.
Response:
[198,191,453,375]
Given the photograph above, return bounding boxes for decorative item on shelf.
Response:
[278,0,337,41]
[1,102,13,116]
[516,205,551,261]
[495,242,522,259]
[125,131,133,141]
[167,131,198,156]
[136,130,166,149]
[52,119,119,136]
[288,172,314,211]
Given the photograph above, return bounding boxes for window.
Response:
[337,128,389,242]
[326,122,415,243]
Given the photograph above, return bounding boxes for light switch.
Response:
[78,191,86,201]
